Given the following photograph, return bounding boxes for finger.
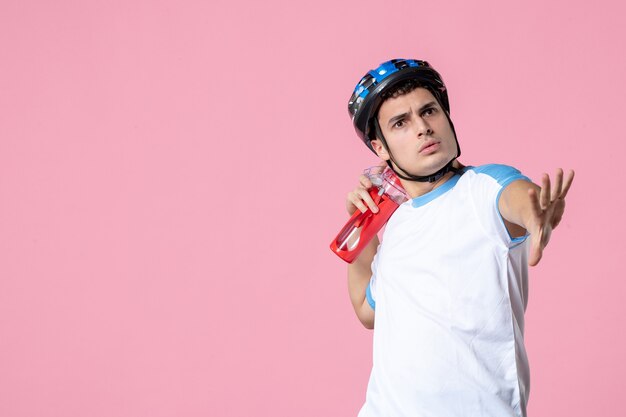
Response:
[346,191,367,216]
[528,188,543,221]
[551,200,565,228]
[540,174,551,210]
[359,174,373,189]
[558,169,575,200]
[348,191,369,214]
[551,168,563,202]
[357,188,379,213]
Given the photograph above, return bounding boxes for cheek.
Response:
[388,135,416,153]
[439,117,455,136]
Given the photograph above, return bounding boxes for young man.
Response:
[344,59,574,417]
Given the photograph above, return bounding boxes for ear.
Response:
[370,139,390,161]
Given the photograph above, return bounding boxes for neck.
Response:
[399,161,464,199]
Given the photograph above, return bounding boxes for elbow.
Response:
[353,299,375,329]
[360,317,375,330]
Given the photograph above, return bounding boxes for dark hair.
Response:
[379,78,424,102]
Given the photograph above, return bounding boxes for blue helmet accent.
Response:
[348,59,451,153]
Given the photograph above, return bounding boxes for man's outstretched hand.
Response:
[526,169,575,266]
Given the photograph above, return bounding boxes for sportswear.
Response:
[359,164,531,417]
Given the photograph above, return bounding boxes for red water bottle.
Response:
[330,166,408,263]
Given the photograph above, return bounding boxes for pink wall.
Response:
[1,0,623,415]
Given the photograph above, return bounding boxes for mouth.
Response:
[419,140,441,155]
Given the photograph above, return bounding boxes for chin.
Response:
[414,160,451,175]
[392,153,453,176]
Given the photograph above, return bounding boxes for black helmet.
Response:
[349,59,451,152]
[347,59,461,183]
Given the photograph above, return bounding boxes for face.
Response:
[372,87,457,177]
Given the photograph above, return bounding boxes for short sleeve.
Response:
[467,164,532,247]
[366,248,380,311]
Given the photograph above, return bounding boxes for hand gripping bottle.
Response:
[330,166,408,263]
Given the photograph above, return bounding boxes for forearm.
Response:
[347,235,378,329]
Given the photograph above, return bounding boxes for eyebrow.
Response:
[387,101,438,127]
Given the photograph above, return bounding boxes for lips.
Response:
[419,140,441,154]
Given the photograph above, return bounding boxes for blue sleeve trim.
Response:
[472,164,532,244]
[496,185,530,244]
[366,283,376,311]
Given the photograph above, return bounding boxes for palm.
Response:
[527,169,575,266]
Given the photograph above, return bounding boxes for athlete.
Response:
[344,59,574,417]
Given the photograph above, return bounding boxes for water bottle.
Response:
[330,166,408,263]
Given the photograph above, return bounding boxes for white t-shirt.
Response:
[359,164,531,417]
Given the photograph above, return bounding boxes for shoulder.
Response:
[463,164,530,188]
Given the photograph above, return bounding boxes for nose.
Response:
[415,117,433,137]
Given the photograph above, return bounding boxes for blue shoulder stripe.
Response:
[469,164,531,187]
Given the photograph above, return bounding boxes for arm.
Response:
[345,174,379,329]
[498,168,575,266]
[348,237,377,329]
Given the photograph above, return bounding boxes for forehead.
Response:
[377,87,437,121]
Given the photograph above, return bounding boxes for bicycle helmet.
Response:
[348,59,461,182]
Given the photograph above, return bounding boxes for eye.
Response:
[393,119,406,129]
[422,107,438,117]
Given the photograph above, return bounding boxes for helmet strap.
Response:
[373,118,459,183]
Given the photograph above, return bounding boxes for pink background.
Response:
[1,0,623,415]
